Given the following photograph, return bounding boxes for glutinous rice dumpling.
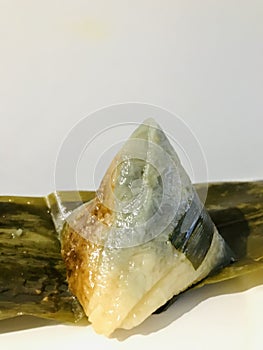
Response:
[61,119,233,336]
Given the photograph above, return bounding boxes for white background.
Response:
[0,0,262,195]
[0,1,262,349]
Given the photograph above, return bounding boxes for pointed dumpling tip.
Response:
[129,118,162,142]
[142,118,160,128]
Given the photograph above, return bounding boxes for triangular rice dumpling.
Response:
[61,119,233,336]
